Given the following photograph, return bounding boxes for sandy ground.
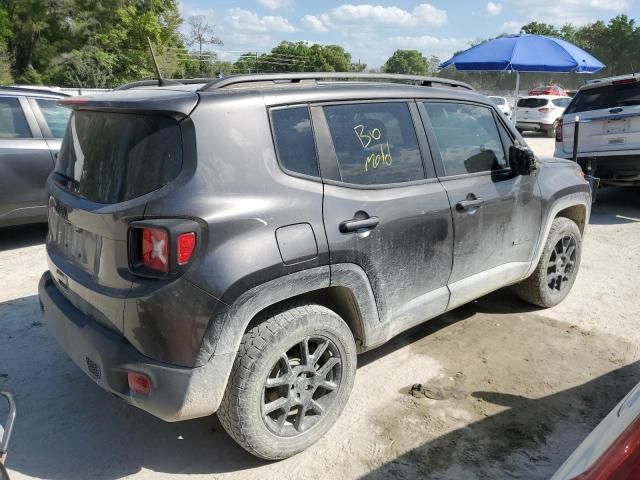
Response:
[1,133,639,479]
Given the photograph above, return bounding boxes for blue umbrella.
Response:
[440,33,605,120]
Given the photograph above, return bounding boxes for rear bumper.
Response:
[39,271,234,421]
[552,151,640,185]
[516,121,554,131]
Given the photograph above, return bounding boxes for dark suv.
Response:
[38,73,592,460]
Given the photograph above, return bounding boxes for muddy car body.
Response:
[38,73,592,459]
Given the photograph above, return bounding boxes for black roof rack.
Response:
[198,73,473,92]
[0,85,70,96]
[114,78,213,91]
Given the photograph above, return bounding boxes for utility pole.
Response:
[255,52,258,74]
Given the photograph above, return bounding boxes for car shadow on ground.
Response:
[1,287,546,480]
[589,186,640,225]
[361,362,640,480]
[0,224,48,252]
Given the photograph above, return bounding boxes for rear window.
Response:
[517,98,548,108]
[565,81,640,114]
[55,111,182,203]
[551,98,571,108]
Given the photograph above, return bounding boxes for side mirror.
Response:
[509,145,536,175]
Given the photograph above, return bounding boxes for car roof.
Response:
[0,86,70,98]
[582,73,640,91]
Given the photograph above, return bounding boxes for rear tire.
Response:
[546,121,558,138]
[218,302,357,460]
[514,217,582,308]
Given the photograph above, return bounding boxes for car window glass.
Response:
[566,82,640,114]
[0,97,31,139]
[517,98,548,108]
[271,106,319,177]
[496,119,514,153]
[36,98,71,138]
[551,98,571,108]
[423,102,508,176]
[323,102,424,185]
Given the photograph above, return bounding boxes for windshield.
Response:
[55,111,182,203]
[565,81,640,114]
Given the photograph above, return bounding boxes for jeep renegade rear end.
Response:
[40,73,592,460]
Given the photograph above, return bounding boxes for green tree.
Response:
[521,22,561,37]
[383,50,428,75]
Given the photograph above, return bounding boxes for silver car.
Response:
[0,87,71,227]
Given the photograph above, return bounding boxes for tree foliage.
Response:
[0,0,190,87]
[383,50,429,75]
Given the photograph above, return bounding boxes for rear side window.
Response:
[56,111,182,203]
[551,98,571,108]
[36,98,71,138]
[0,97,31,139]
[323,102,424,185]
[565,82,640,114]
[423,102,508,176]
[517,98,548,108]
[271,106,318,178]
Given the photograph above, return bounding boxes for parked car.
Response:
[0,87,71,228]
[553,380,640,479]
[515,95,571,137]
[529,84,567,96]
[488,95,512,117]
[38,72,593,460]
[555,73,640,186]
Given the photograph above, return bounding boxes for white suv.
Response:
[515,95,571,137]
[555,74,640,186]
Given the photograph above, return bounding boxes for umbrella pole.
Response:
[512,70,520,123]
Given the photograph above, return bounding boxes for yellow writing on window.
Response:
[353,124,381,149]
[365,143,393,172]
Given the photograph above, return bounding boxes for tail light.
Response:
[573,415,640,480]
[128,372,152,395]
[538,107,554,113]
[128,219,200,278]
[141,228,169,273]
[556,118,564,142]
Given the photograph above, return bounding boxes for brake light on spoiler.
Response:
[128,219,201,278]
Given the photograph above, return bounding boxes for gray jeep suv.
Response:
[38,73,592,460]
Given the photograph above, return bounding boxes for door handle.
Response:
[456,198,484,212]
[339,216,379,233]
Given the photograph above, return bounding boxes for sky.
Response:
[178,0,639,68]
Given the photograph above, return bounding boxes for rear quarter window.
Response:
[270,106,319,178]
[56,111,182,203]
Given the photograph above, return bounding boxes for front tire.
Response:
[546,120,558,138]
[218,302,357,460]
[514,217,582,308]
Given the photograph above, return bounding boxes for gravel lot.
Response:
[1,134,639,479]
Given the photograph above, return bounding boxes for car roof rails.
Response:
[197,73,474,92]
[114,78,213,91]
[0,85,70,96]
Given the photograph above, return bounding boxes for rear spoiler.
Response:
[57,89,199,119]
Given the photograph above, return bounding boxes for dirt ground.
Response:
[1,134,639,480]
